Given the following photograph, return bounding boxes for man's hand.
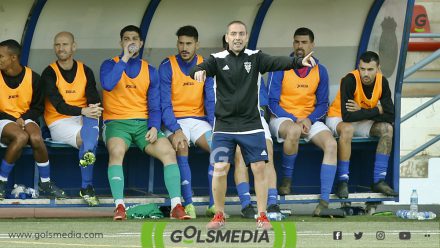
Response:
[377,104,384,114]
[296,118,311,135]
[145,127,158,144]
[81,103,104,119]
[121,42,138,62]
[301,51,316,67]
[194,70,206,82]
[346,100,361,112]
[16,118,25,130]
[172,129,188,151]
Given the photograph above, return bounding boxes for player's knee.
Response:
[109,146,126,161]
[323,138,337,156]
[285,124,301,142]
[161,144,177,161]
[213,163,228,177]
[28,133,43,146]
[339,123,354,140]
[176,143,189,155]
[14,132,29,146]
[251,162,266,175]
[384,123,394,137]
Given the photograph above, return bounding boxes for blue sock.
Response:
[79,116,99,157]
[320,164,337,202]
[177,156,192,206]
[281,153,297,178]
[80,165,93,189]
[267,188,278,206]
[0,160,14,180]
[337,160,350,182]
[237,182,251,209]
[208,164,214,208]
[374,153,389,183]
[36,161,50,180]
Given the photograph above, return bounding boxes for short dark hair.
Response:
[294,27,314,42]
[120,25,142,40]
[176,25,199,41]
[0,39,21,58]
[227,20,247,33]
[359,51,380,65]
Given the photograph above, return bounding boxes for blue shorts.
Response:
[211,132,268,166]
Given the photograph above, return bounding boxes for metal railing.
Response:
[400,33,440,163]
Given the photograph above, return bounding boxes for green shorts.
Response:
[103,119,166,151]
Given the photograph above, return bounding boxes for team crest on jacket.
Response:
[244,62,251,73]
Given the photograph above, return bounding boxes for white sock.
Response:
[40,177,50,183]
[171,197,181,209]
[36,161,49,167]
[115,199,125,207]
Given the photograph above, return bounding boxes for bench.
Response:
[0,136,396,208]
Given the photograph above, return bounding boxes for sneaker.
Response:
[267,204,281,214]
[185,203,196,219]
[206,212,225,230]
[241,204,256,219]
[79,151,96,167]
[114,204,127,221]
[206,205,216,217]
[313,199,346,217]
[313,199,329,216]
[335,181,349,199]
[170,204,191,220]
[371,180,398,196]
[79,185,100,207]
[0,181,6,200]
[278,177,291,195]
[256,213,272,230]
[38,181,66,199]
[206,205,230,218]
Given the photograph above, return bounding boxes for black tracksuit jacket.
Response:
[190,49,303,133]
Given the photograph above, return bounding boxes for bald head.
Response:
[53,31,76,63]
[54,31,74,43]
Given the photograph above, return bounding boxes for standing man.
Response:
[100,25,189,221]
[159,25,214,219]
[191,21,315,229]
[326,51,397,198]
[0,39,65,199]
[268,27,337,216]
[233,80,282,218]
[42,32,102,206]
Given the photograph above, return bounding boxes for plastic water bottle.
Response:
[267,212,285,221]
[396,210,418,219]
[410,189,418,213]
[417,211,437,220]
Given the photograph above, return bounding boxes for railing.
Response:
[400,33,440,164]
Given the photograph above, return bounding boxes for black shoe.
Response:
[0,181,6,200]
[335,181,349,199]
[313,199,346,217]
[241,204,256,219]
[38,181,66,199]
[79,185,100,206]
[278,177,292,195]
[371,180,398,197]
[267,204,281,213]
